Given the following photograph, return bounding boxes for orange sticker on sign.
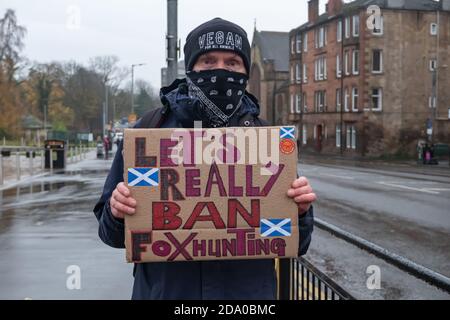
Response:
[280,139,296,155]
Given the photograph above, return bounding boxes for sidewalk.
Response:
[0,148,94,190]
[0,147,133,300]
[300,152,450,177]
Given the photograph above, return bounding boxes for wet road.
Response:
[299,161,450,299]
[0,152,133,300]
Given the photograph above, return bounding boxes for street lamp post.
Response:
[131,63,146,115]
[44,102,48,141]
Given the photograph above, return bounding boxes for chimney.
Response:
[327,0,343,16]
[308,0,319,23]
[442,0,450,11]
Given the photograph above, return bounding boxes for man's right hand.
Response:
[110,182,137,219]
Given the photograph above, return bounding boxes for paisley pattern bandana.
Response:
[187,69,249,128]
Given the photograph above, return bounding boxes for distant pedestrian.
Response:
[103,135,110,160]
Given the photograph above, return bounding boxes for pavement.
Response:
[0,150,134,300]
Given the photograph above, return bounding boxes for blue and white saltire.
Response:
[280,127,295,140]
[128,168,159,187]
[260,218,292,237]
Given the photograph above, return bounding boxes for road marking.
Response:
[319,173,355,180]
[426,188,450,192]
[377,182,440,195]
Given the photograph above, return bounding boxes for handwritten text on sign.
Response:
[123,127,299,263]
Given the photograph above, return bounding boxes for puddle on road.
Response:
[0,168,109,234]
[0,168,109,209]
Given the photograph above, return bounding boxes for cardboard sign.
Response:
[123,127,299,263]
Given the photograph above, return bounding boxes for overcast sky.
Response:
[1,0,331,88]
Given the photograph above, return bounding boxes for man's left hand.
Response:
[287,177,317,216]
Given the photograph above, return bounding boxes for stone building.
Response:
[249,29,290,125]
[289,0,450,157]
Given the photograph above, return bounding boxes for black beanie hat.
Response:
[184,18,251,74]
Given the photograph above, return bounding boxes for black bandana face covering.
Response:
[187,69,249,127]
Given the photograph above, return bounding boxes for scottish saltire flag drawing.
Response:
[280,127,295,140]
[260,218,292,237]
[128,168,159,187]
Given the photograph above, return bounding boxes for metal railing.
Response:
[278,258,355,300]
[0,145,91,186]
[293,257,355,300]
[278,218,450,300]
[315,218,450,293]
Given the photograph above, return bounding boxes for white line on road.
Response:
[319,173,355,180]
[426,188,450,192]
[377,182,440,195]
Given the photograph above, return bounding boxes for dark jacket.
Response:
[93,79,314,300]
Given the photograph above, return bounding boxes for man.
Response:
[103,135,110,160]
[94,18,316,300]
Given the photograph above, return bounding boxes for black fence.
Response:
[278,258,355,301]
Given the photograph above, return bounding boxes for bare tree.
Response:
[0,9,27,81]
[88,55,123,130]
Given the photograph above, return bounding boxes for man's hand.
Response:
[287,177,317,216]
[110,182,137,219]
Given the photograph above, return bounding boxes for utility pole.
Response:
[102,102,106,137]
[44,102,48,140]
[131,63,146,115]
[131,66,134,115]
[430,69,437,143]
[167,0,179,84]
[105,82,109,136]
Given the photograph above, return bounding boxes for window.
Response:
[352,87,359,112]
[372,50,383,73]
[315,56,327,81]
[314,91,326,113]
[303,33,308,52]
[373,16,384,35]
[346,125,356,150]
[352,50,359,75]
[345,17,350,39]
[296,34,302,53]
[429,96,436,109]
[336,124,341,148]
[315,26,327,48]
[296,94,302,113]
[291,38,295,55]
[430,59,437,72]
[344,88,350,112]
[302,125,307,145]
[290,94,294,114]
[353,15,360,37]
[337,20,342,42]
[344,50,350,75]
[296,63,301,83]
[430,23,438,36]
[336,54,342,78]
[303,92,308,113]
[336,88,341,112]
[291,66,295,82]
[303,64,308,83]
[371,88,383,111]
